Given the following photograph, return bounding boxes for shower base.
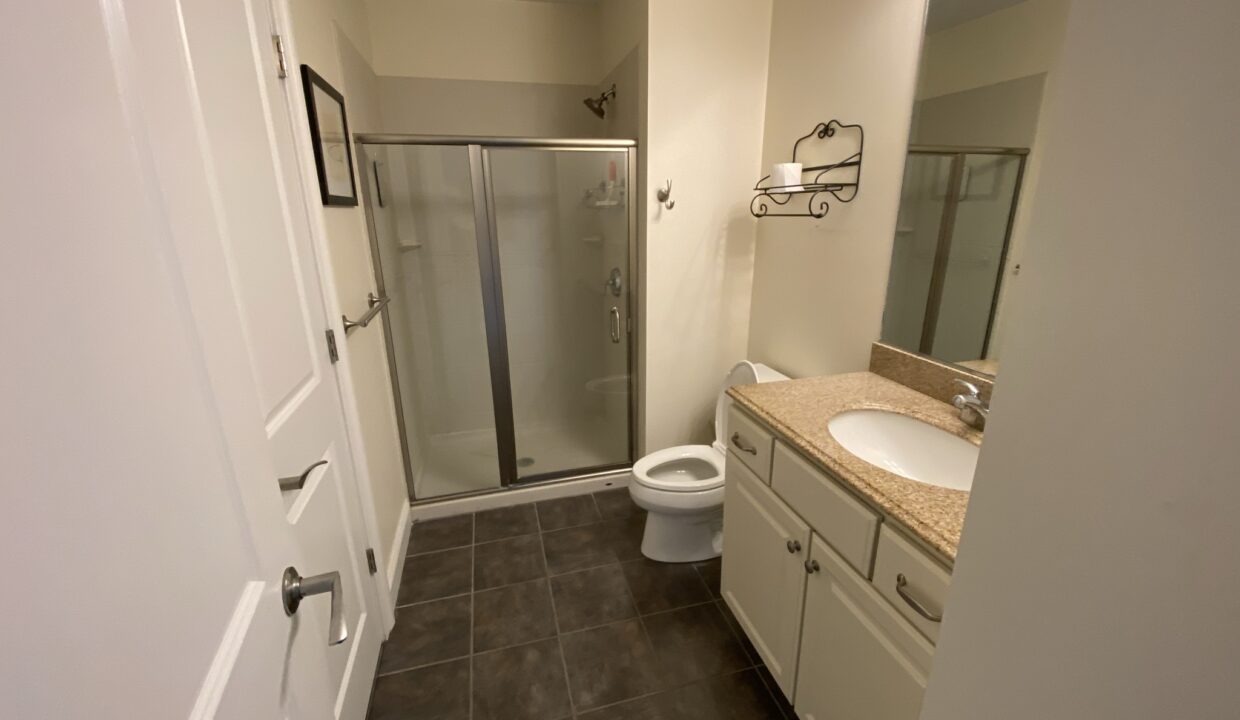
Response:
[416,418,627,500]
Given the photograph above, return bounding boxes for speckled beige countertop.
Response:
[728,372,980,565]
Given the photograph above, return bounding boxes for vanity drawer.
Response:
[771,442,879,576]
[727,405,775,482]
[872,525,952,643]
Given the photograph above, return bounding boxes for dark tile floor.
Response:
[367,489,796,720]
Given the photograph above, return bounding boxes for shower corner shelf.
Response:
[751,119,864,219]
[584,185,626,209]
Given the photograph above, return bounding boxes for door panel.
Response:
[99,0,379,716]
[795,535,933,720]
[487,148,633,481]
[1,0,352,716]
[358,143,503,499]
[720,453,811,697]
[172,0,384,714]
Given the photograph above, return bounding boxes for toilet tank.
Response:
[713,361,789,452]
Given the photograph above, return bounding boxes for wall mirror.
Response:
[880,0,1067,378]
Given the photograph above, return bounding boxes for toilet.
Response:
[629,361,789,563]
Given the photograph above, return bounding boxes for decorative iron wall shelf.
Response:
[751,120,864,218]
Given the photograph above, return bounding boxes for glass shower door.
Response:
[931,153,1023,361]
[882,154,955,352]
[881,149,1024,364]
[486,148,633,482]
[360,144,503,499]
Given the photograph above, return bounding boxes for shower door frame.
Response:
[905,145,1028,359]
[356,133,639,501]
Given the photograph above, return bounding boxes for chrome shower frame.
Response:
[355,133,640,502]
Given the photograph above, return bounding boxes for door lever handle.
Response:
[282,566,348,646]
[278,459,328,493]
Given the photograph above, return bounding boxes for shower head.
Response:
[584,85,616,119]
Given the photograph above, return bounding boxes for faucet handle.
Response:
[952,378,980,397]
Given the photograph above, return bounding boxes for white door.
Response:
[0,1,380,718]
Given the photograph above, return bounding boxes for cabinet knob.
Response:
[786,539,802,554]
[803,559,820,574]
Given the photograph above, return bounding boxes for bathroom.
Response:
[4,0,1238,719]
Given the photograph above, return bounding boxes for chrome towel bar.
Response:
[342,292,390,334]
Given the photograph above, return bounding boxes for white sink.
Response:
[827,410,978,491]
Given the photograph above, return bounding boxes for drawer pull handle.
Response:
[730,432,757,455]
[786,539,802,554]
[896,573,942,623]
[804,559,819,574]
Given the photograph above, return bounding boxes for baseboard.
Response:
[384,501,412,618]
[410,471,631,522]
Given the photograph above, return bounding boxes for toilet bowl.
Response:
[630,361,789,562]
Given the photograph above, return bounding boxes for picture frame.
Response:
[300,65,357,207]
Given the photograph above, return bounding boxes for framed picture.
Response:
[300,65,357,206]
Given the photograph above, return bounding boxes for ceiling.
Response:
[925,0,1027,33]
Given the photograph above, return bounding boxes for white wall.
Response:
[746,0,927,379]
[922,1,1240,717]
[641,0,772,449]
[287,0,409,578]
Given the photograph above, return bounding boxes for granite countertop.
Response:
[728,372,980,564]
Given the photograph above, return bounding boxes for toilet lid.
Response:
[632,445,724,492]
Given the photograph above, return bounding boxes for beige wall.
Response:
[288,0,409,581]
[922,1,1240,716]
[361,0,643,138]
[916,0,1069,362]
[911,73,1045,148]
[917,0,1067,101]
[365,0,602,85]
[641,0,771,449]
[746,0,927,379]
[377,76,599,137]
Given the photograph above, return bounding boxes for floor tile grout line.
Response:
[468,540,475,720]
[374,652,472,679]
[394,589,472,610]
[754,667,795,720]
[615,548,660,703]
[712,595,789,714]
[572,665,767,717]
[469,627,561,660]
[535,509,578,720]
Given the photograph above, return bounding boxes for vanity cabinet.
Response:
[721,407,953,720]
[720,453,811,697]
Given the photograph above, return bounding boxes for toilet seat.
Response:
[632,445,724,493]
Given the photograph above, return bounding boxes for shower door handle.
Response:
[609,307,621,344]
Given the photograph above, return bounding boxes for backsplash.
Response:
[869,343,994,405]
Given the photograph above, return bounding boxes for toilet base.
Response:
[639,508,723,563]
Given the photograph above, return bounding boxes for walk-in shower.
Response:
[357,134,636,501]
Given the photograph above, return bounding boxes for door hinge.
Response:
[365,548,378,575]
[273,34,289,79]
[325,328,340,363]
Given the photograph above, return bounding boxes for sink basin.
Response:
[827,410,978,491]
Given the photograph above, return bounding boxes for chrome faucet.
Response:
[951,379,989,430]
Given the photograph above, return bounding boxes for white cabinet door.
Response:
[795,535,934,720]
[721,453,811,698]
